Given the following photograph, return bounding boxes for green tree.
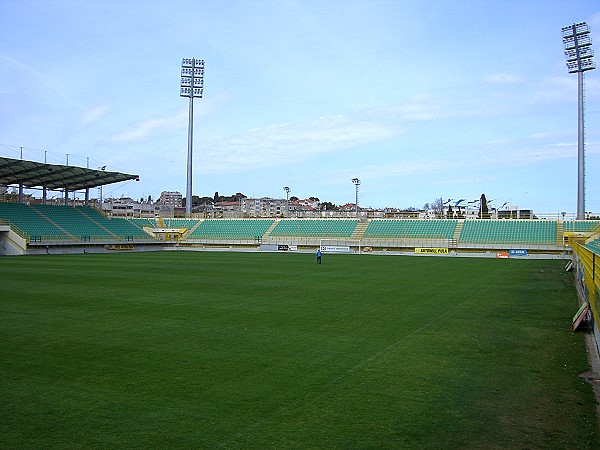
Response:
[430,197,444,218]
[320,202,337,211]
[479,194,489,219]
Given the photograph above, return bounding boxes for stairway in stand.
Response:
[451,220,464,248]
[350,220,369,240]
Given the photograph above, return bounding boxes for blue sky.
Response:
[1,0,599,213]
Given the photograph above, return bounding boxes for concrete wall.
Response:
[0,226,26,255]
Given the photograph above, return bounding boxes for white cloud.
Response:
[0,51,80,108]
[530,130,570,139]
[476,137,600,168]
[110,109,188,142]
[484,73,524,84]
[360,158,460,179]
[200,115,402,172]
[371,92,515,124]
[79,104,109,127]
[353,136,599,186]
[375,95,445,121]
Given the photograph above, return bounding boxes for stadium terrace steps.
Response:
[74,207,118,236]
[453,221,464,243]
[269,219,359,238]
[3,204,596,251]
[163,218,199,230]
[262,220,279,238]
[458,219,557,245]
[78,209,152,239]
[0,203,70,239]
[0,203,154,241]
[556,221,564,246]
[56,206,150,240]
[364,219,458,239]
[585,237,600,253]
[30,205,75,238]
[189,219,275,240]
[350,221,369,240]
[563,220,600,233]
[30,204,116,239]
[129,218,157,229]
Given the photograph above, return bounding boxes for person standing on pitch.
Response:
[316,248,322,264]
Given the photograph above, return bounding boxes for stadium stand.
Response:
[75,207,151,240]
[458,219,557,245]
[0,202,68,240]
[163,218,199,230]
[269,219,358,238]
[30,204,114,239]
[3,199,598,256]
[0,203,153,241]
[564,220,600,233]
[584,238,600,253]
[189,219,275,240]
[130,218,157,228]
[364,219,457,239]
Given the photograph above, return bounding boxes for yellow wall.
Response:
[572,243,600,327]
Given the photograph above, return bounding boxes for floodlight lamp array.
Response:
[180,77,204,88]
[562,22,595,74]
[181,58,204,68]
[181,67,205,78]
[562,22,590,38]
[180,87,204,97]
[180,58,205,98]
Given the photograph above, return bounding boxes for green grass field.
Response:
[1,251,599,448]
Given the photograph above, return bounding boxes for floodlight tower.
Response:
[284,186,290,216]
[180,58,205,215]
[562,22,595,220]
[351,178,360,217]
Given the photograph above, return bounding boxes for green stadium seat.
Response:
[269,219,359,238]
[459,220,557,245]
[364,219,457,239]
[189,219,275,240]
[0,203,155,241]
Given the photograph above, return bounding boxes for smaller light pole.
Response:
[97,166,106,211]
[284,186,290,217]
[351,178,360,217]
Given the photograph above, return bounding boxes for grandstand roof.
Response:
[0,156,139,191]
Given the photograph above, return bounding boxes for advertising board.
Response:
[414,248,449,254]
[320,245,350,253]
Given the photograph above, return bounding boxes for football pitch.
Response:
[1,251,599,448]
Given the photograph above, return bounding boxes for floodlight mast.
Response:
[284,186,290,216]
[180,58,205,215]
[562,22,595,219]
[351,178,360,217]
